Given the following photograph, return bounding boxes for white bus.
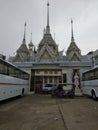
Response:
[0,58,30,101]
[81,66,98,100]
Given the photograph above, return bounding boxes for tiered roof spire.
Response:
[23,22,27,44]
[71,19,75,42]
[46,1,50,34]
[28,32,34,49]
[30,32,32,42]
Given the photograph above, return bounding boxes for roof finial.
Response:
[31,32,32,42]
[71,19,75,42]
[43,28,46,36]
[54,33,55,41]
[47,1,49,26]
[23,22,27,43]
[46,1,50,34]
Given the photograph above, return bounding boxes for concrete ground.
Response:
[0,93,98,130]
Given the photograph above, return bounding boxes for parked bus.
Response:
[81,66,98,100]
[0,58,30,101]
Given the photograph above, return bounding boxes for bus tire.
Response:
[91,90,96,100]
[21,88,25,96]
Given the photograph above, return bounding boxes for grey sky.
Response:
[0,0,98,57]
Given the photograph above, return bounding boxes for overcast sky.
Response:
[0,0,98,57]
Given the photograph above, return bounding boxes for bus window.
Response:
[9,66,16,77]
[89,71,94,80]
[95,69,98,79]
[15,69,20,78]
[21,72,29,80]
[24,73,29,80]
[85,73,89,80]
[0,62,7,74]
[82,74,85,81]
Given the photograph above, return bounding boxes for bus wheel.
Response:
[21,88,25,96]
[91,90,96,100]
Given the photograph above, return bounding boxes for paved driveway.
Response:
[0,93,98,130]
